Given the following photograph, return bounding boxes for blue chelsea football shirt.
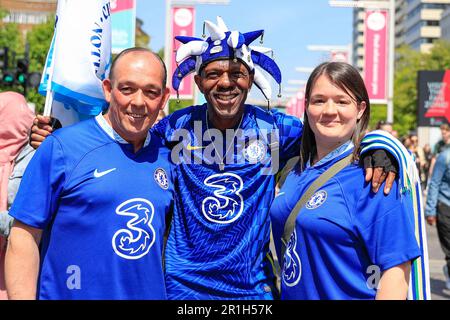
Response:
[152,103,303,299]
[270,147,421,300]
[10,115,175,299]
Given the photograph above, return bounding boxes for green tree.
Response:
[393,41,450,137]
[0,8,23,95]
[25,15,55,113]
[393,45,423,137]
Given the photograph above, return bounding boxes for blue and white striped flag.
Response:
[361,130,431,300]
[39,0,112,126]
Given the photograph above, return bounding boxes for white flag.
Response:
[40,0,112,125]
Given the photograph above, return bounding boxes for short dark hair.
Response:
[299,62,371,170]
[376,120,393,130]
[109,47,167,88]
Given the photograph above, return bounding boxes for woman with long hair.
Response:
[270,62,421,300]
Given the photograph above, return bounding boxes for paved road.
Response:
[426,223,450,300]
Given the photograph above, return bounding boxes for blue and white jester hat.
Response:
[172,16,282,102]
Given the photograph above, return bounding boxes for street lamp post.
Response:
[295,67,314,74]
[329,0,395,123]
[306,44,353,64]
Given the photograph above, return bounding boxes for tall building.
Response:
[352,5,366,72]
[395,0,408,49]
[402,0,450,52]
[0,0,56,36]
[441,5,450,40]
[352,0,450,72]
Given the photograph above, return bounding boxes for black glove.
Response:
[50,117,62,130]
[362,149,398,174]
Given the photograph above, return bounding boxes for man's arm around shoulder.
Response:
[5,220,42,300]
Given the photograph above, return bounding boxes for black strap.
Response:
[280,153,353,260]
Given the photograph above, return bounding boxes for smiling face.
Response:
[103,51,170,150]
[195,59,253,128]
[306,74,366,156]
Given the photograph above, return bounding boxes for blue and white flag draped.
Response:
[361,130,431,300]
[39,0,112,126]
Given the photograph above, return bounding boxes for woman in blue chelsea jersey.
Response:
[270,62,421,300]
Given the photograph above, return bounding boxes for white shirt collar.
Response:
[95,114,151,148]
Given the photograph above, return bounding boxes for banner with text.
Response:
[364,10,388,103]
[170,6,195,99]
[286,90,305,120]
[111,0,136,54]
[418,70,450,126]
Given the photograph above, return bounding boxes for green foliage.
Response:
[0,7,54,113]
[26,16,55,74]
[393,41,450,137]
[25,16,55,113]
[0,16,21,55]
[169,99,193,113]
[368,104,387,130]
[157,47,164,61]
[135,30,150,48]
[0,8,25,102]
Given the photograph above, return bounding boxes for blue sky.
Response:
[135,0,353,102]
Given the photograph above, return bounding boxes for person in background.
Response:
[408,132,426,190]
[423,143,433,189]
[434,124,450,156]
[0,92,35,300]
[270,62,422,300]
[375,120,393,135]
[428,124,450,177]
[425,126,450,291]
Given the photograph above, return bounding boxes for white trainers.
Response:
[444,266,450,290]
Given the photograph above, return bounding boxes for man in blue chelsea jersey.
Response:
[5,48,174,299]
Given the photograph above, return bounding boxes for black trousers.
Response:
[437,202,450,277]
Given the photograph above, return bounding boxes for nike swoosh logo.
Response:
[94,168,116,178]
[186,143,205,151]
[276,192,285,197]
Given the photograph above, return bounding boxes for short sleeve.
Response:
[9,135,66,229]
[353,182,421,271]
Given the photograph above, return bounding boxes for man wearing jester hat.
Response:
[155,17,398,299]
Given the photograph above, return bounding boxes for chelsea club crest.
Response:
[243,140,266,163]
[154,168,169,190]
[306,190,327,209]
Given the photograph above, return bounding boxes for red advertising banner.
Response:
[170,7,195,98]
[110,0,134,13]
[295,90,305,119]
[286,90,305,120]
[418,70,450,126]
[364,10,388,103]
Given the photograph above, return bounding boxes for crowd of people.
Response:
[375,120,450,291]
[0,17,437,300]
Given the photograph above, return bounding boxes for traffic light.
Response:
[2,70,15,85]
[16,58,28,86]
[0,47,8,71]
[27,72,41,89]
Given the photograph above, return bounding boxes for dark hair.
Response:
[376,120,392,130]
[299,62,371,170]
[109,47,167,88]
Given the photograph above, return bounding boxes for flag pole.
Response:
[43,67,54,117]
